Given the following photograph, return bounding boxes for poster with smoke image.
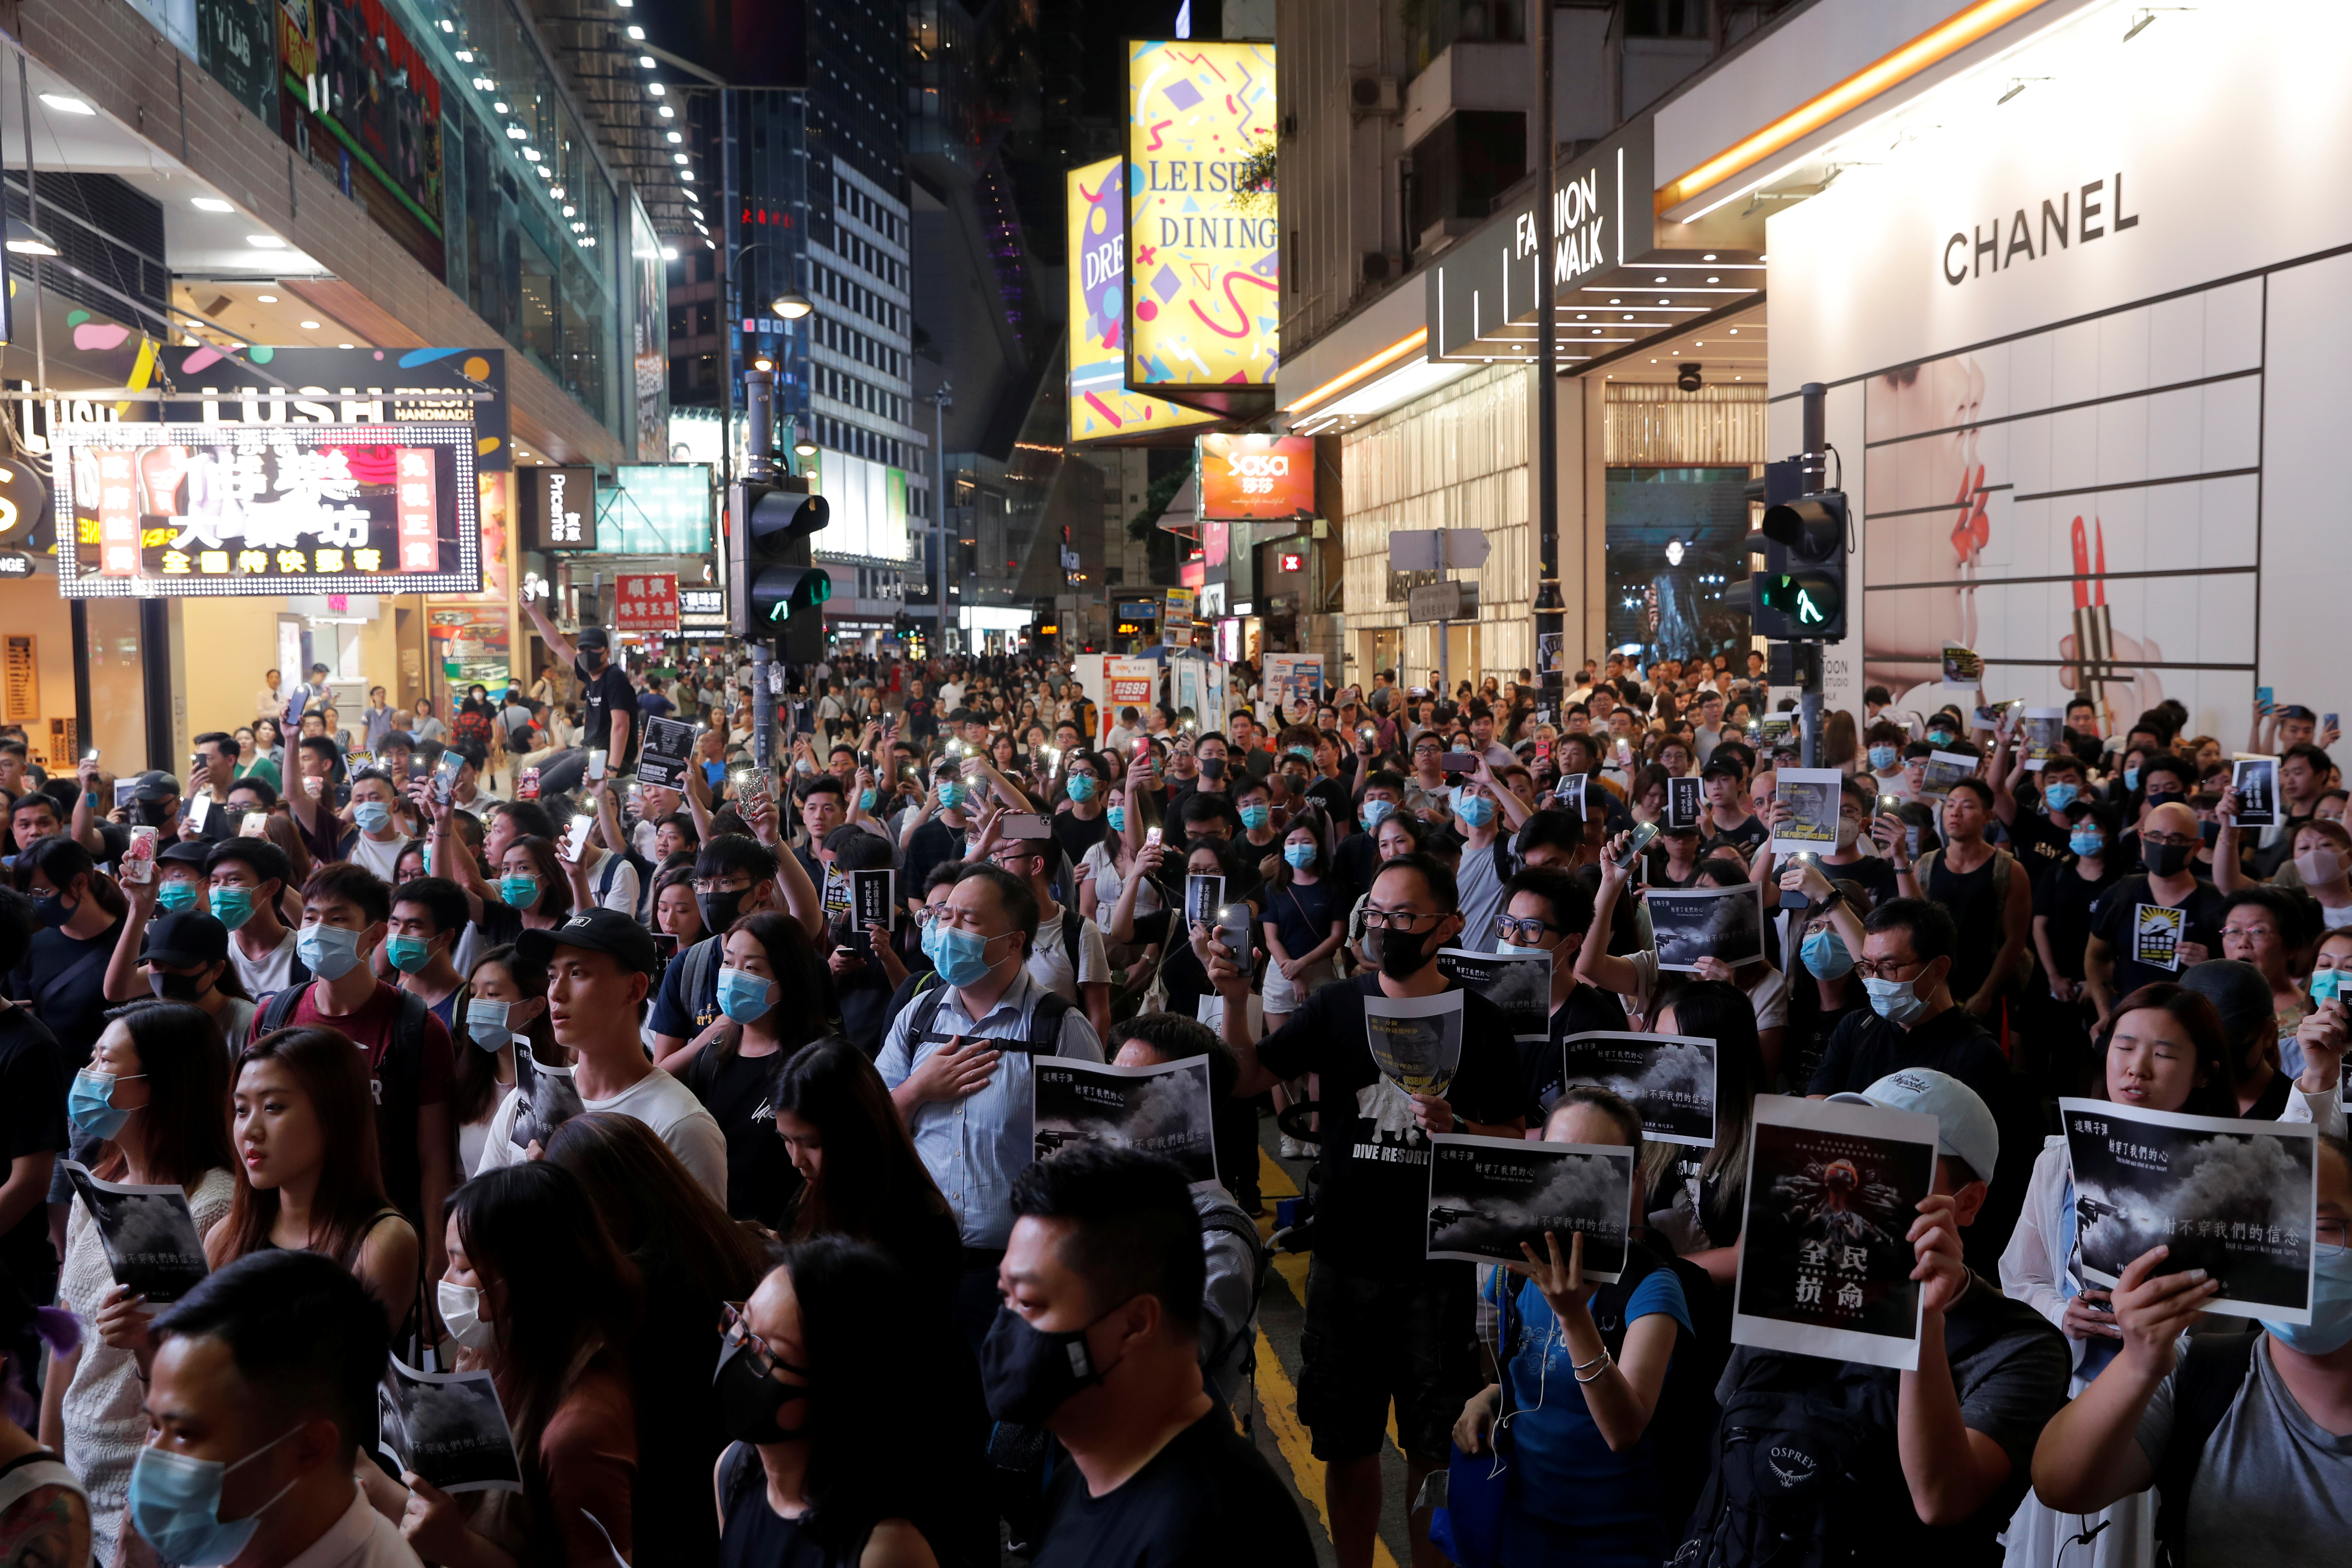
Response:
[1556,1032,1718,1147]
[2060,1097,2317,1323]
[61,1162,208,1302]
[509,1047,585,1153]
[1032,1055,1218,1185]
[377,1357,524,1493]
[1437,948,1551,1042]
[1733,1095,1939,1370]
[1646,882,1765,971]
[1425,1133,1634,1275]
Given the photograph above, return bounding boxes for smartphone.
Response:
[2257,685,2275,714]
[122,824,157,885]
[1216,902,1252,963]
[564,813,597,864]
[2328,713,2341,734]
[83,748,99,765]
[1440,750,1481,773]
[1877,793,1902,817]
[587,748,609,783]
[434,751,464,805]
[238,811,268,839]
[517,767,541,801]
[1145,825,1164,848]
[998,812,1051,840]
[1132,735,1152,760]
[649,932,679,964]
[185,790,212,833]
[1613,820,1662,867]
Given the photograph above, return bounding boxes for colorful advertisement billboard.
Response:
[1198,432,1314,520]
[1125,41,1278,394]
[1069,159,1214,444]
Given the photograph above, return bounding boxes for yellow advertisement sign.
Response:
[1125,40,1277,391]
[1067,159,1215,444]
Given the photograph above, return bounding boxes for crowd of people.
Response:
[0,633,2345,1568]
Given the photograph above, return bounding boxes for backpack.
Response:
[902,978,1075,1057]
[2151,1327,2262,1568]
[451,710,493,750]
[1194,1197,1269,1430]
[1911,845,2021,989]
[257,981,429,1056]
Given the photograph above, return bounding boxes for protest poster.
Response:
[1771,768,1843,857]
[850,869,895,934]
[1647,882,1765,971]
[821,867,852,922]
[1184,873,1224,927]
[1365,990,1464,1096]
[1942,644,1984,686]
[1667,776,1703,832]
[1425,1133,1635,1275]
[2022,707,2066,771]
[1733,1094,1939,1370]
[1758,714,1795,750]
[2232,754,2281,828]
[635,716,696,791]
[2060,1097,2318,1323]
[1556,1032,1718,1146]
[1553,773,1586,816]
[2132,903,2185,972]
[61,1162,208,1302]
[1032,1054,1218,1185]
[1918,750,1979,800]
[377,1357,524,1494]
[1437,948,1551,1043]
[509,1049,585,1153]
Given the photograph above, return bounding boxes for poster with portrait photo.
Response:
[377,1357,524,1494]
[1733,1094,1938,1370]
[2232,754,2281,829]
[1556,1032,1718,1147]
[61,1162,208,1302]
[2022,707,2066,771]
[1032,1054,1218,1185]
[509,1048,585,1154]
[1667,776,1703,832]
[1425,1133,1634,1276]
[1553,772,1587,816]
[1365,989,1464,1096]
[1918,750,1979,800]
[1941,644,1984,686]
[1437,948,1551,1044]
[2060,1097,2317,1323]
[1771,769,1844,858]
[1647,882,1765,971]
[635,716,695,791]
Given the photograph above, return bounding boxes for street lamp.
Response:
[770,289,814,320]
[3,218,58,256]
[720,240,802,490]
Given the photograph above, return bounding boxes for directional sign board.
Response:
[1388,528,1491,572]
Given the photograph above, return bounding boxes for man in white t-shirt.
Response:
[480,909,726,1201]
[989,827,1112,1044]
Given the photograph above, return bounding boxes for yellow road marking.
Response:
[1253,1145,1408,1462]
[1255,1327,1403,1568]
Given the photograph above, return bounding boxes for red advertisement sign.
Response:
[1198,433,1315,522]
[615,573,680,632]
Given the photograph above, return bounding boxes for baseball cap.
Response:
[516,906,659,976]
[158,840,213,870]
[2179,958,2275,1042]
[142,910,230,968]
[132,770,182,802]
[1830,1068,1998,1187]
[1701,753,1744,780]
[575,627,611,650]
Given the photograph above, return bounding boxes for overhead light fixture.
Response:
[680,170,693,183]
[523,147,542,161]
[299,319,322,329]
[257,293,279,303]
[1997,77,2047,104]
[1707,275,1721,282]
[562,204,577,217]
[337,342,354,349]
[493,101,509,113]
[639,55,656,68]
[1702,253,1717,261]
[551,186,567,198]
[247,234,287,248]
[661,246,678,261]
[666,130,682,143]
[659,104,674,117]
[673,152,687,165]
[191,196,234,213]
[38,93,94,116]
[455,50,474,63]
[752,353,776,372]
[771,290,814,319]
[3,219,58,256]
[627,25,645,40]
[1654,276,1667,283]
[437,18,453,31]
[649,83,665,96]
[2123,8,2171,42]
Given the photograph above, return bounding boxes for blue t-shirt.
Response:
[1484,1263,1691,1550]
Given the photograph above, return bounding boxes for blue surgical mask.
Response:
[1240,803,1271,831]
[498,874,542,910]
[1066,774,1097,802]
[1360,798,1395,831]
[1286,744,1314,760]
[717,965,777,1024]
[464,998,512,1051]
[2312,968,2343,1004]
[68,1068,143,1140]
[1863,973,1928,1026]
[1801,929,1854,980]
[295,921,364,981]
[2069,829,2106,858]
[1283,843,1315,870]
[2041,782,2079,813]
[1106,806,1127,833]
[385,934,432,974]
[2261,1243,2352,1355]
[127,1428,302,1568]
[1927,729,1956,747]
[156,881,200,913]
[352,800,392,834]
[859,788,878,812]
[2124,766,2141,792]
[1867,745,1898,771]
[938,782,964,809]
[1455,790,1496,828]
[1495,940,1552,963]
[208,887,255,931]
[923,921,1002,987]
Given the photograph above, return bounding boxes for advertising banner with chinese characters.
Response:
[613,573,680,633]
[1125,41,1278,398]
[1198,432,1314,520]
[1066,158,1216,445]
[51,423,478,598]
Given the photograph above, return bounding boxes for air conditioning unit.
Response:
[1350,76,1400,115]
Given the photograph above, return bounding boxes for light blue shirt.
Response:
[874,968,1103,1248]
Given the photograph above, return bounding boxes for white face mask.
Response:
[438,1279,497,1350]
[2297,847,2346,887]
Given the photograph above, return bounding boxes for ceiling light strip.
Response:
[1287,327,1428,414]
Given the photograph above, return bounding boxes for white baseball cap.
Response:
[1829,1068,1998,1187]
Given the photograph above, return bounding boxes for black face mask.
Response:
[714,1336,810,1444]
[698,888,747,934]
[2144,840,2193,878]
[131,802,175,829]
[1365,924,1438,982]
[979,1303,1125,1426]
[1197,756,1227,782]
[148,970,205,1002]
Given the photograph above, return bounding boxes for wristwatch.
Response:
[1816,886,1844,914]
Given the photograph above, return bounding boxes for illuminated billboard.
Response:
[1126,40,1278,396]
[1198,433,1314,521]
[1067,159,1215,445]
[806,449,911,563]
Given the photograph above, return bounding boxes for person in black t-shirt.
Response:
[1697,753,1766,861]
[993,1145,1315,1568]
[524,602,639,771]
[1207,852,1524,1567]
[1496,865,1629,1118]
[2084,801,2230,1034]
[0,886,65,1303]
[1804,897,2009,1111]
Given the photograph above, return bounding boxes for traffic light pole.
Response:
[1798,381,1827,770]
[744,367,779,774]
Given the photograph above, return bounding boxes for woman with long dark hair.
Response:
[681,910,828,1226]
[453,944,556,1177]
[772,1039,960,1300]
[491,833,573,931]
[399,1161,643,1568]
[12,834,129,1069]
[38,1001,236,1565]
[1638,980,1766,1287]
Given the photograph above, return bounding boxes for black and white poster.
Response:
[2232,754,2280,829]
[2022,707,2066,771]
[1647,882,1766,971]
[1771,768,1844,857]
[1556,1032,1718,1147]
[2059,1097,2318,1323]
[1919,750,1979,800]
[1732,1094,1939,1371]
[1365,990,1464,1097]
[377,1357,524,1494]
[509,1049,585,1154]
[1425,1133,1635,1275]
[1032,1054,1218,1185]
[1667,776,1703,832]
[850,869,895,934]
[61,1162,208,1302]
[1437,948,1551,1043]
[635,716,696,791]
[2131,903,2185,973]
[1185,873,1224,927]
[1553,773,1587,816]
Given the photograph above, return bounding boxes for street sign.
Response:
[614,573,680,633]
[1408,581,1481,622]
[1388,528,1491,571]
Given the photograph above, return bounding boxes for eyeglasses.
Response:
[1851,955,1928,981]
[2140,831,2198,849]
[1362,908,1442,931]
[2220,925,2276,942]
[1494,916,1562,943]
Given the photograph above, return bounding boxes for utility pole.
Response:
[1797,380,1827,770]
[744,366,777,774]
[1531,0,1564,715]
[932,383,952,660]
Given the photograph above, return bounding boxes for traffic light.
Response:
[1745,490,1848,640]
[728,478,831,656]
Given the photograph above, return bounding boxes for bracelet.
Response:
[1574,1350,1613,1383]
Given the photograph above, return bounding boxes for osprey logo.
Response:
[1767,1444,1819,1488]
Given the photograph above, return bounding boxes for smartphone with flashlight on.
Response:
[1612,820,1661,867]
[1215,903,1252,964]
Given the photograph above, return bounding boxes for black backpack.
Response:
[901,976,1075,1057]
[257,981,428,1054]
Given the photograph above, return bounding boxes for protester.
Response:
[677,910,827,1226]
[0,887,64,1308]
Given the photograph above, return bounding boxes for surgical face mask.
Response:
[208,887,255,932]
[464,998,512,1051]
[1801,930,1855,980]
[1360,798,1396,832]
[925,922,1006,988]
[149,969,207,1002]
[385,934,432,974]
[793,758,815,775]
[156,880,201,913]
[858,788,877,812]
[1927,729,1956,747]
[438,1279,497,1351]
[1283,843,1316,870]
[2297,848,2345,887]
[2070,829,2107,858]
[715,1333,811,1444]
[937,781,965,810]
[69,1068,144,1140]
[979,1304,1121,1425]
[2262,1243,2352,1355]
[718,965,777,1024]
[1867,745,1899,772]
[2310,968,2343,1005]
[126,1428,302,1568]
[699,886,748,934]
[1835,815,1862,849]
[352,800,392,834]
[1455,790,1496,828]
[2123,766,2142,792]
[1495,940,1553,966]
[2041,782,2079,813]
[1862,973,1929,1026]
[2144,840,2193,879]
[1239,803,1270,831]
[1065,774,1097,803]
[498,873,542,910]
[1105,806,1127,833]
[295,921,364,981]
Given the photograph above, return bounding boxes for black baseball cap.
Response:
[159,840,213,869]
[516,906,658,975]
[132,770,182,802]
[575,627,611,650]
[143,911,230,968]
[1701,753,1744,780]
